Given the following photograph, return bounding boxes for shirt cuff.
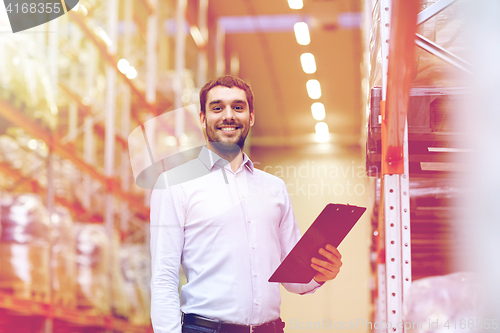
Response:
[298,278,325,295]
[312,279,326,287]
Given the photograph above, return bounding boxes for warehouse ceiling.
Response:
[207,0,364,149]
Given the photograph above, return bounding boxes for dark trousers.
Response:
[181,315,285,333]
[182,323,219,333]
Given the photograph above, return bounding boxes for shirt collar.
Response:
[198,146,254,173]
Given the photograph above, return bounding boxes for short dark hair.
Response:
[199,75,254,114]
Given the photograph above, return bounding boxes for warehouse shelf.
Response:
[67,10,165,116]
[364,0,469,331]
[0,1,208,332]
[0,99,149,219]
[0,292,152,333]
[0,161,91,220]
[58,83,128,149]
[366,86,468,176]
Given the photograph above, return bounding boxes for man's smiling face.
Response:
[200,85,255,154]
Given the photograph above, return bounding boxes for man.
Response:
[150,75,343,333]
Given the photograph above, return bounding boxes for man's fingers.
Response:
[311,257,337,271]
[325,244,342,259]
[311,262,340,282]
[311,263,331,276]
[318,248,335,262]
[317,248,342,267]
[312,245,343,283]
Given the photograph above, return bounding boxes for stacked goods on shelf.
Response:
[74,223,110,314]
[120,244,151,325]
[0,128,103,221]
[412,0,468,87]
[53,156,80,209]
[0,193,51,302]
[367,0,467,313]
[404,272,479,329]
[0,34,57,130]
[74,224,143,320]
[0,135,21,167]
[369,0,467,90]
[0,130,49,196]
[51,206,77,308]
[111,232,132,319]
[0,136,20,190]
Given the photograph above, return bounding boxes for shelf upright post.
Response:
[197,0,209,88]
[104,0,119,328]
[83,41,98,211]
[375,1,391,331]
[121,0,133,233]
[215,21,225,77]
[67,24,83,144]
[230,53,240,77]
[146,0,158,108]
[143,0,159,208]
[175,0,187,142]
[45,15,60,333]
[68,65,78,141]
[105,0,119,236]
[46,10,59,220]
[83,116,95,211]
[378,0,417,332]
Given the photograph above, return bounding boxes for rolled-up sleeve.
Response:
[150,173,185,333]
[278,182,324,295]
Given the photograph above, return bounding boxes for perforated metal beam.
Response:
[378,1,417,332]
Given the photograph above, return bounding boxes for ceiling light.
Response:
[315,122,329,142]
[293,22,310,45]
[306,79,321,99]
[190,26,206,48]
[288,0,303,10]
[28,139,38,150]
[126,66,138,79]
[300,53,316,74]
[117,59,130,74]
[51,213,60,224]
[80,4,88,16]
[311,102,325,120]
[94,27,112,46]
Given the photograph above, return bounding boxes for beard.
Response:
[205,119,249,157]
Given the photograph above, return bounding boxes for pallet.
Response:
[74,306,109,317]
[53,291,76,308]
[0,281,50,303]
[366,86,468,176]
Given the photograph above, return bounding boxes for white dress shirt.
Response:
[150,146,322,333]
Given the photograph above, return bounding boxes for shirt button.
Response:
[254,300,259,305]
[254,273,257,277]
[252,245,256,249]
[248,220,251,223]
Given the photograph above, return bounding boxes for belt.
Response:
[182,313,285,333]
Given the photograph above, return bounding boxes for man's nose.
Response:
[222,106,235,121]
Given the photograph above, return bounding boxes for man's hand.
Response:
[311,244,342,283]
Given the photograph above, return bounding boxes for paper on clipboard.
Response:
[268,203,366,284]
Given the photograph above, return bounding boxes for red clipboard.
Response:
[269,203,366,283]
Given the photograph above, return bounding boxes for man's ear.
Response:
[200,111,206,129]
[249,109,255,127]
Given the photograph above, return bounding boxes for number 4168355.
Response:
[444,319,498,330]
[6,2,61,14]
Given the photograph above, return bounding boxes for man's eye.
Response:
[213,107,222,111]
[234,106,243,110]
